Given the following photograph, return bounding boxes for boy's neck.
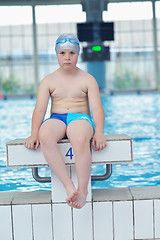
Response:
[59,66,78,76]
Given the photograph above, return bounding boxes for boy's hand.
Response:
[24,135,40,150]
[92,133,107,151]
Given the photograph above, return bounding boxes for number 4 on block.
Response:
[65,147,74,160]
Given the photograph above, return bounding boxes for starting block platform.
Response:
[6,134,133,168]
[6,134,133,203]
[6,134,133,240]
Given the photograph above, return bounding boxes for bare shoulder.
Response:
[78,68,98,86]
[41,71,56,84]
[83,71,99,92]
[39,71,58,91]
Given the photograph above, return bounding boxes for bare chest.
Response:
[50,79,87,99]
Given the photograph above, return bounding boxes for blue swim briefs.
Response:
[44,113,95,131]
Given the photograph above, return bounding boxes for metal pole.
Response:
[85,0,106,89]
[91,164,112,181]
[32,5,39,94]
[32,164,113,183]
[32,167,51,183]
[152,0,159,89]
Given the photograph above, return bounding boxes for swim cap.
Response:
[55,33,80,55]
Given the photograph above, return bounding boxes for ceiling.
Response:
[0,0,154,6]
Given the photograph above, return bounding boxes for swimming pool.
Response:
[0,92,160,192]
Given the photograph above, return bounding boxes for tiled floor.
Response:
[1,186,160,240]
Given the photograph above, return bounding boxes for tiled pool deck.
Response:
[1,186,160,240]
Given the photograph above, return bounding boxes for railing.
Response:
[32,164,112,183]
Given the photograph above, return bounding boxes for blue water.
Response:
[0,92,160,192]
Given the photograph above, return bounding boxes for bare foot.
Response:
[67,190,87,209]
[65,184,78,204]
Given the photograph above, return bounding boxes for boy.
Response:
[24,33,107,209]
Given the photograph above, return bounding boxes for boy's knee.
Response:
[39,129,47,145]
[39,128,55,146]
[72,134,90,150]
[39,127,45,141]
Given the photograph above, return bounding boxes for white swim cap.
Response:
[55,33,80,55]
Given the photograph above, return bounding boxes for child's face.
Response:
[57,49,78,70]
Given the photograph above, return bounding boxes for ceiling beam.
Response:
[0,0,81,6]
[0,0,154,7]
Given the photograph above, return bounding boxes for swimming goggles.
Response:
[56,38,79,45]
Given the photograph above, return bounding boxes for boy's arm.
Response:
[88,76,107,151]
[24,78,50,150]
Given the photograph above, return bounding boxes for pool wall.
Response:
[0,186,160,240]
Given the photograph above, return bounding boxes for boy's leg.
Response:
[39,119,77,200]
[66,120,94,208]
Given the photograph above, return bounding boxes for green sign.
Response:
[92,46,102,52]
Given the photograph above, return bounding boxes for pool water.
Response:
[0,92,160,192]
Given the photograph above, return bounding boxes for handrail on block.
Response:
[32,164,113,183]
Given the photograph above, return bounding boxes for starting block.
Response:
[6,134,133,203]
[6,134,133,240]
